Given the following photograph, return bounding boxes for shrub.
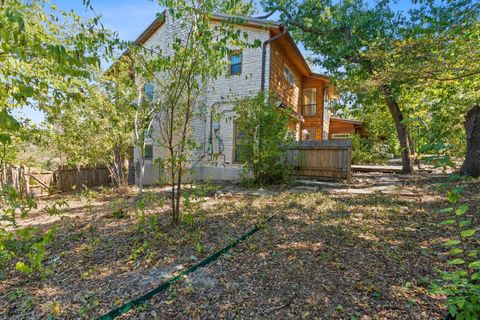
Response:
[0,185,55,277]
[351,134,386,165]
[234,92,293,185]
[431,185,480,319]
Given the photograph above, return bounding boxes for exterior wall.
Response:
[269,40,302,112]
[133,12,270,184]
[202,24,271,166]
[301,78,326,140]
[329,120,355,137]
[329,119,363,139]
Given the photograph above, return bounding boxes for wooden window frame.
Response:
[302,88,317,117]
[229,51,242,76]
[283,64,295,86]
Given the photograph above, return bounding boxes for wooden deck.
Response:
[351,164,403,173]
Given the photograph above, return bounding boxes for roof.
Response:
[330,117,364,126]
[131,11,329,81]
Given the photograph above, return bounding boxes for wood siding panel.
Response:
[269,41,302,112]
[302,79,325,140]
[329,119,356,138]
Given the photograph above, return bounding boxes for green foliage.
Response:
[422,141,457,172]
[0,0,115,112]
[182,183,218,226]
[351,134,386,165]
[431,185,480,319]
[108,198,130,219]
[234,92,293,185]
[0,185,36,227]
[128,192,166,262]
[45,199,68,217]
[1,0,117,170]
[263,0,480,170]
[129,213,164,263]
[132,0,261,223]
[14,227,55,276]
[1,226,55,277]
[0,185,61,277]
[51,61,136,186]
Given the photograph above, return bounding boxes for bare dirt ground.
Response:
[1,173,478,319]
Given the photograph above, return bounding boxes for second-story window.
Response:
[302,88,317,116]
[230,52,242,75]
[283,65,294,86]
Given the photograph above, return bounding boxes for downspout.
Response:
[261,24,287,92]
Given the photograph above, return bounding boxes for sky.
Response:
[15,0,419,124]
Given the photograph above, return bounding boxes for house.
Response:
[329,117,365,140]
[130,11,362,183]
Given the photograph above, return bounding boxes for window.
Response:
[302,88,317,116]
[331,133,351,140]
[302,128,316,141]
[144,82,155,102]
[230,52,242,75]
[234,123,247,163]
[144,145,153,160]
[283,65,294,86]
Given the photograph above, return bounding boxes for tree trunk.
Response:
[174,170,182,224]
[379,84,414,174]
[460,105,480,177]
[111,147,124,187]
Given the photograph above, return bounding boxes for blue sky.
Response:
[16,0,418,123]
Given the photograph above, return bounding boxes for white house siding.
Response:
[134,13,270,184]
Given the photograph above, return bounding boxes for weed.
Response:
[108,198,129,219]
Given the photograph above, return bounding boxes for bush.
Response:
[431,185,480,319]
[234,92,293,185]
[351,134,386,164]
[0,185,55,277]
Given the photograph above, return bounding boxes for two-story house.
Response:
[131,11,361,183]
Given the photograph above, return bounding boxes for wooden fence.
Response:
[286,140,352,180]
[0,165,30,196]
[0,165,112,196]
[53,167,111,192]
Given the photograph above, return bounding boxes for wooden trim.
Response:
[135,12,166,45]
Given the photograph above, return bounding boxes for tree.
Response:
[460,105,480,177]
[234,92,293,184]
[400,0,480,174]
[51,62,136,187]
[262,0,480,174]
[130,0,260,223]
[262,0,415,172]
[0,0,116,165]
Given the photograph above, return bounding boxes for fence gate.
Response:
[286,140,352,180]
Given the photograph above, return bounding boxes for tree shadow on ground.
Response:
[130,191,453,319]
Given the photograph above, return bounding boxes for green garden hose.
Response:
[97,215,275,320]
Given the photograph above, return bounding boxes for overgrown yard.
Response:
[1,174,479,319]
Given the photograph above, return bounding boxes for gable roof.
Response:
[132,11,329,81]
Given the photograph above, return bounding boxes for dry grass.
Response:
[1,175,479,319]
